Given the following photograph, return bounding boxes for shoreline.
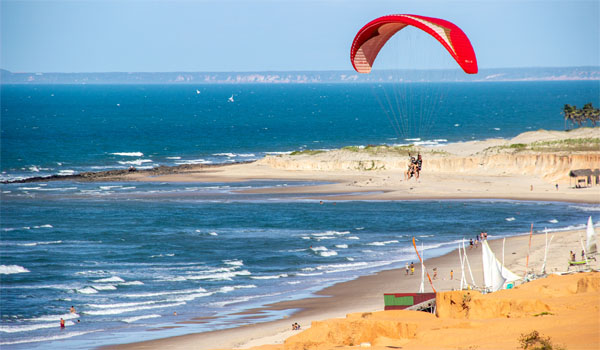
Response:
[4,128,599,204]
[103,226,598,350]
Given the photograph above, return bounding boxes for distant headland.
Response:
[1,67,598,84]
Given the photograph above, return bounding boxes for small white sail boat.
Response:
[586,216,597,255]
[228,94,235,102]
[482,240,520,292]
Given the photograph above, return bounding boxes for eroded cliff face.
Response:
[258,152,600,183]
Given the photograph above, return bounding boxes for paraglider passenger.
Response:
[405,156,417,181]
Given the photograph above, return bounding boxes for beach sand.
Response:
[104,227,599,350]
[117,128,600,204]
[101,128,600,349]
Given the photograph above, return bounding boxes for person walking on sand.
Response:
[433,267,437,280]
[450,269,454,280]
[410,262,415,275]
[405,262,409,276]
[469,238,473,249]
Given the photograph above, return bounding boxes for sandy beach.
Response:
[93,128,600,350]
[104,226,599,350]
[99,128,600,204]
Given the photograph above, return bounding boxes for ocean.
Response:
[1,82,598,181]
[1,82,599,349]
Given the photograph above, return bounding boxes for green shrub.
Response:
[518,330,566,350]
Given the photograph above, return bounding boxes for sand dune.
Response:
[124,128,600,204]
[278,272,599,350]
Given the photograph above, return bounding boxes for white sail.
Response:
[462,240,477,288]
[540,228,555,275]
[482,240,506,292]
[458,242,466,290]
[586,216,597,254]
[482,241,521,291]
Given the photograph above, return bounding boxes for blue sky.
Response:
[1,0,598,72]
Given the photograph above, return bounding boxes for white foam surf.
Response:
[88,301,157,309]
[76,287,98,294]
[111,152,144,157]
[83,302,186,316]
[0,265,30,274]
[320,250,337,257]
[223,259,244,266]
[367,240,399,246]
[122,314,161,323]
[119,281,144,286]
[569,205,600,212]
[93,276,125,283]
[186,269,251,281]
[250,274,288,280]
[0,320,74,333]
[118,159,152,166]
[122,287,207,298]
[0,330,100,345]
[92,284,117,291]
[26,312,79,322]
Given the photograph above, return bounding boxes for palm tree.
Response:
[562,104,576,130]
[582,103,599,126]
[562,103,599,129]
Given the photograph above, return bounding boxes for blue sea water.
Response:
[1,82,598,181]
[1,82,599,349]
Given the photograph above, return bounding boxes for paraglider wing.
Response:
[350,14,478,74]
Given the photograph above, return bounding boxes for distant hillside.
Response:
[1,67,598,84]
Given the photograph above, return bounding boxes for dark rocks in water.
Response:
[1,161,255,184]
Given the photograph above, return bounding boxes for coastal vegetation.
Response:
[484,137,600,154]
[563,103,599,129]
[519,330,566,350]
[290,144,449,157]
[289,149,325,156]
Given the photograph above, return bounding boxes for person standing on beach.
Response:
[450,270,454,280]
[410,262,415,275]
[405,262,409,275]
[469,239,473,249]
[433,267,437,280]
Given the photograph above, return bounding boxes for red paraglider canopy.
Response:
[350,14,478,74]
